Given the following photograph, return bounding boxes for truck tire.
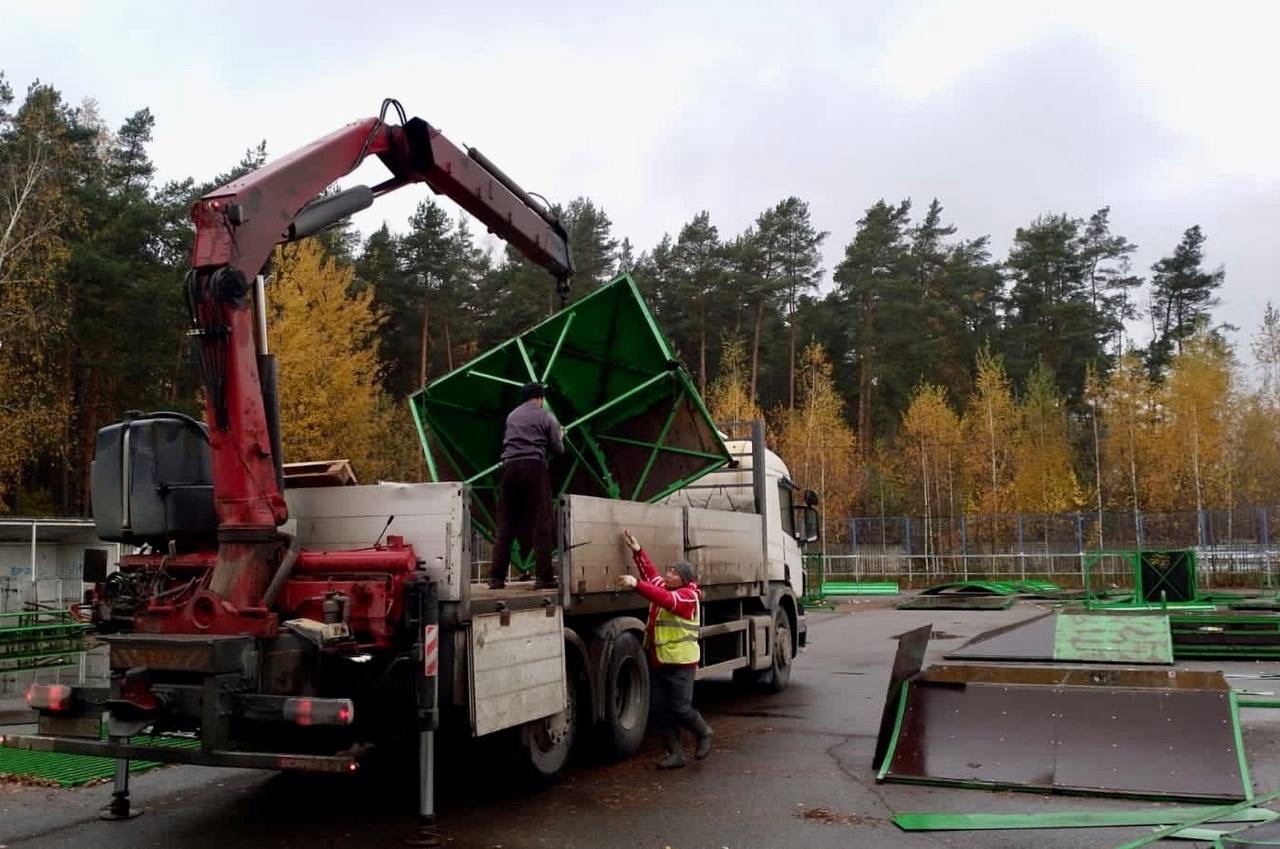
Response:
[759,606,794,693]
[736,607,794,693]
[519,671,577,783]
[598,631,649,760]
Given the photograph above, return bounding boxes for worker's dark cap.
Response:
[671,561,696,585]
[521,382,545,401]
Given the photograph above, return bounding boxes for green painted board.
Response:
[1111,790,1280,848]
[1055,613,1174,664]
[894,807,1278,831]
[822,582,899,596]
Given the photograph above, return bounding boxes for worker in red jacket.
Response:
[615,529,714,769]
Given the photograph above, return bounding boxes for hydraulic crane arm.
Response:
[192,99,572,290]
[181,100,573,632]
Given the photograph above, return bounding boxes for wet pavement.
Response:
[3,599,1280,848]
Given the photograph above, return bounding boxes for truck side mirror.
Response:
[802,506,819,544]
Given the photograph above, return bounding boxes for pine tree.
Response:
[670,211,726,395]
[563,197,618,290]
[1077,206,1141,354]
[1002,213,1106,403]
[754,197,826,409]
[1148,225,1225,374]
[833,199,912,446]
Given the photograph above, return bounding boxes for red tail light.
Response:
[26,684,73,712]
[283,697,355,727]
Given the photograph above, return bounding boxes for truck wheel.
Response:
[519,672,577,783]
[760,607,794,693]
[599,631,649,760]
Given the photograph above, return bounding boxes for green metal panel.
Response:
[0,611,88,672]
[0,732,197,787]
[408,274,730,545]
[1054,613,1174,664]
[1110,790,1280,849]
[893,808,1278,831]
[821,582,899,596]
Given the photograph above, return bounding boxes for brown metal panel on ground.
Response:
[922,663,1230,690]
[881,665,1247,802]
[872,624,932,770]
[1051,686,1240,797]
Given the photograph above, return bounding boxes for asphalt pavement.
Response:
[3,600,1280,849]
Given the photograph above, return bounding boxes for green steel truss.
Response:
[409,274,731,549]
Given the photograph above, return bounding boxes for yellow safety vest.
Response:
[652,599,701,665]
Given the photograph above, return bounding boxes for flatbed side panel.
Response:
[563,495,685,595]
[469,608,566,736]
[684,507,765,586]
[284,482,467,600]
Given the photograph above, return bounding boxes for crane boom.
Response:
[178,100,572,634]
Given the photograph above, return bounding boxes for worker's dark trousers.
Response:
[650,664,705,733]
[490,458,554,584]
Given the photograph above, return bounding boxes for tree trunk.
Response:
[79,369,99,514]
[444,318,453,372]
[419,296,431,387]
[788,300,796,410]
[750,297,764,404]
[60,342,74,514]
[857,357,871,458]
[856,289,874,457]
[698,301,707,397]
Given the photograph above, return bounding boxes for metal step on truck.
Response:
[0,103,819,833]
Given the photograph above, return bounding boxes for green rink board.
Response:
[0,733,197,787]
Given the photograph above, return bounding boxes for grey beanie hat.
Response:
[671,561,696,584]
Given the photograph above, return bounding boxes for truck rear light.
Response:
[283,697,355,727]
[26,684,74,712]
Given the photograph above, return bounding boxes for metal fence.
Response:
[847,506,1278,555]
[813,548,1280,591]
[808,505,1280,591]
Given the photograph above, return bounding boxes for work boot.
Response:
[487,577,505,590]
[657,729,686,770]
[533,576,559,590]
[692,716,714,760]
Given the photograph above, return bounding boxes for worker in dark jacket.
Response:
[489,382,564,590]
[616,529,713,768]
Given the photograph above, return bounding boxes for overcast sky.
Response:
[4,0,1277,367]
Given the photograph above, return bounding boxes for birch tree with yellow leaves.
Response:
[896,382,963,558]
[267,241,419,483]
[771,342,859,540]
[1009,363,1081,515]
